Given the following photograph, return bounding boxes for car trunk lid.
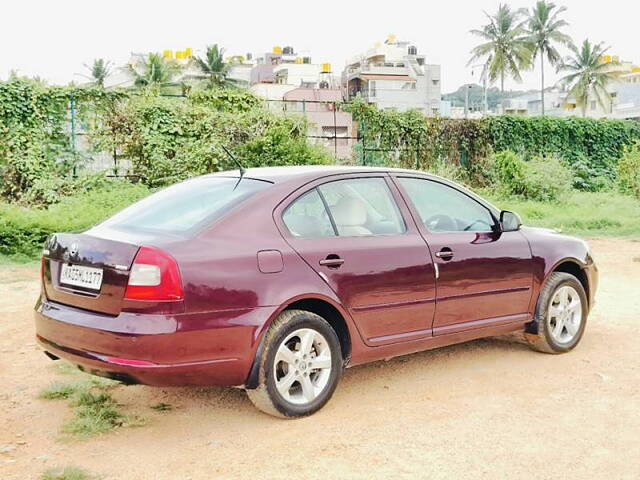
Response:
[43,233,140,315]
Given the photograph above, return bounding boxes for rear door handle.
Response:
[319,256,344,268]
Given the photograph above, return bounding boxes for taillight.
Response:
[124,246,183,302]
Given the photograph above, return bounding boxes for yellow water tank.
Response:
[176,51,185,60]
[185,47,193,58]
[632,66,640,73]
[386,33,397,44]
[602,55,612,63]
[163,50,173,59]
[295,57,303,64]
[273,46,282,54]
[321,63,331,73]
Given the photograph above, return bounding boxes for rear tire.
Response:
[526,272,588,354]
[246,309,342,418]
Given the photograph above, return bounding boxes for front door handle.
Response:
[319,255,344,268]
[435,248,454,260]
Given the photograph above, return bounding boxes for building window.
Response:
[432,79,440,86]
[369,81,376,98]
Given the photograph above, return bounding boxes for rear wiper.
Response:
[220,144,246,191]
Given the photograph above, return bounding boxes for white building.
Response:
[343,35,441,115]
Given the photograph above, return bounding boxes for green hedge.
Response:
[345,99,640,178]
[0,182,150,259]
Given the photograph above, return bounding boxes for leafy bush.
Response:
[569,153,614,192]
[93,89,329,187]
[0,181,149,259]
[492,151,572,202]
[617,142,640,198]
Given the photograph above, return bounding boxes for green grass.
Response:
[62,391,126,437]
[484,191,640,237]
[39,377,142,438]
[41,466,97,480]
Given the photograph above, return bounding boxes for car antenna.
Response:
[220,144,246,190]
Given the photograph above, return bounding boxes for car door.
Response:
[394,175,533,335]
[276,174,436,346]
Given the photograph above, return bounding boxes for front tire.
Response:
[526,272,588,354]
[246,309,342,418]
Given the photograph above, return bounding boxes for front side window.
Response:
[398,178,495,233]
[319,178,405,236]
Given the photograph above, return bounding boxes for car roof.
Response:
[207,165,430,183]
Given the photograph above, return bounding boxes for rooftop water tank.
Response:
[283,46,294,55]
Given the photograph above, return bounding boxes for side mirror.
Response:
[500,211,522,232]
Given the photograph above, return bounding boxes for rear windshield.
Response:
[100,177,271,233]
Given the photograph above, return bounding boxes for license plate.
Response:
[60,264,103,290]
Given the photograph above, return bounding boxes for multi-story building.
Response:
[343,35,441,115]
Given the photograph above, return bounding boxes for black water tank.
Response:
[283,46,294,55]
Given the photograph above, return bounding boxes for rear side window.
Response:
[282,177,406,238]
[101,177,271,233]
[282,189,335,238]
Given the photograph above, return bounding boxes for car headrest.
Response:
[332,197,368,227]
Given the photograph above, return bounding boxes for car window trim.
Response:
[393,175,499,235]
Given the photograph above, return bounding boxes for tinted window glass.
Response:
[282,189,335,238]
[101,177,270,232]
[399,178,495,233]
[319,178,405,236]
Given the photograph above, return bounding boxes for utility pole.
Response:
[464,84,470,119]
[471,63,489,115]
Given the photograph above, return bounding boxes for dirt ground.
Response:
[0,238,639,479]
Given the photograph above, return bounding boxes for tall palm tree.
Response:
[128,53,180,89]
[191,44,236,88]
[526,0,573,115]
[469,4,532,103]
[557,40,622,117]
[84,58,112,87]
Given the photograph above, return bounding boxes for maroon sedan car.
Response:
[35,166,597,417]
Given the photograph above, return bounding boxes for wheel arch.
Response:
[526,257,590,335]
[245,294,354,389]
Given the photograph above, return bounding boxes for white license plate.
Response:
[60,264,103,290]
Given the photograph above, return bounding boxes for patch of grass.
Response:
[41,466,97,480]
[150,402,173,412]
[39,376,142,438]
[62,391,125,437]
[484,191,640,237]
[39,382,83,400]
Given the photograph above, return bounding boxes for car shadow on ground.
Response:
[133,333,532,417]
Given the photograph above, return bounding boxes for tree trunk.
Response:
[501,72,505,114]
[540,55,545,116]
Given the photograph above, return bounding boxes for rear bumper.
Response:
[34,297,277,387]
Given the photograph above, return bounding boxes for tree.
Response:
[525,0,573,115]
[84,58,112,87]
[191,44,237,88]
[128,53,181,89]
[469,4,532,101]
[557,40,622,117]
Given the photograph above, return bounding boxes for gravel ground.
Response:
[0,238,638,479]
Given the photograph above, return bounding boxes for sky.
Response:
[1,0,638,93]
